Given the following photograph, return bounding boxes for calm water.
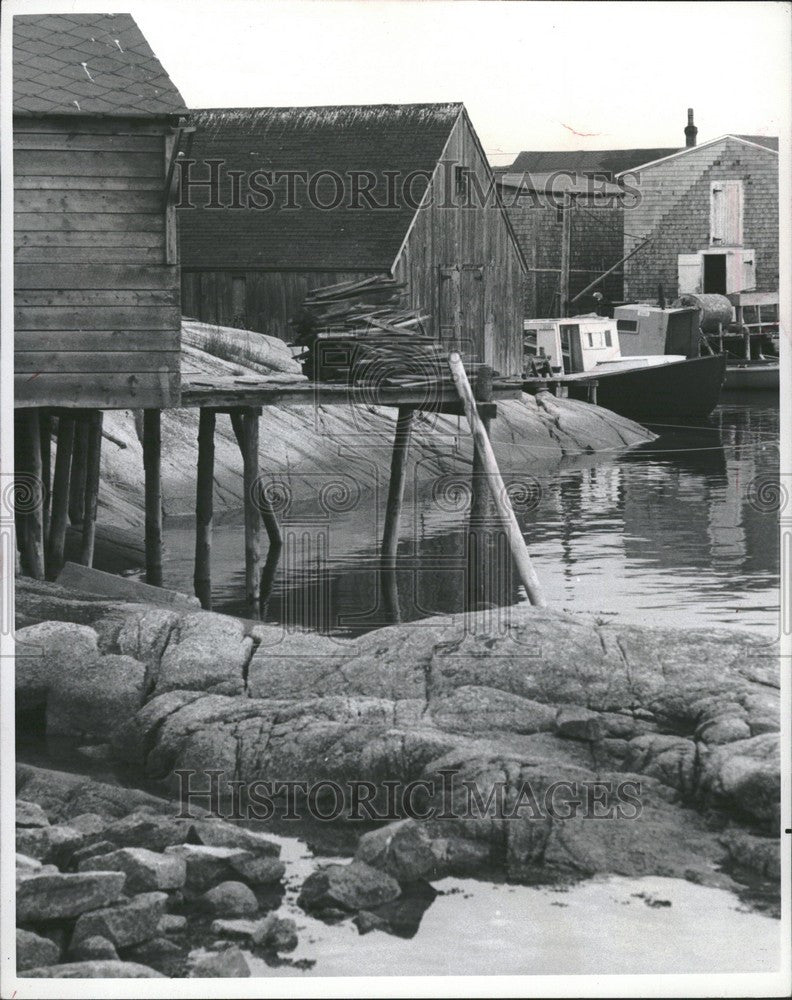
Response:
[160,395,780,637]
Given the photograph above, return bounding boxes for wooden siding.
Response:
[181,270,377,339]
[622,138,779,301]
[392,111,525,377]
[14,117,181,408]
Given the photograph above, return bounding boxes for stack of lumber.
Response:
[292,275,444,384]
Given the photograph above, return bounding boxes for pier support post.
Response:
[39,411,51,542]
[46,414,75,580]
[194,408,215,610]
[143,409,163,587]
[467,371,496,613]
[80,410,103,568]
[15,409,46,581]
[380,406,414,623]
[241,407,262,617]
[68,415,89,525]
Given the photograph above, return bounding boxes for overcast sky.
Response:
[10,0,792,164]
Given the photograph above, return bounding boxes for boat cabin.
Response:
[613,305,701,359]
[523,314,687,376]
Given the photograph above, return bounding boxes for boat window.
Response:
[587,332,594,347]
[617,319,638,333]
[524,328,538,357]
[604,330,612,347]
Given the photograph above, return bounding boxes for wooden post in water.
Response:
[467,368,495,611]
[46,413,76,580]
[194,408,215,610]
[448,352,546,608]
[80,410,103,568]
[381,406,414,623]
[68,415,89,525]
[143,409,163,587]
[16,409,46,580]
[241,407,262,616]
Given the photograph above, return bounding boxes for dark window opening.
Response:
[703,254,727,294]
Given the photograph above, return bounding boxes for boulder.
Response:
[77,847,186,893]
[158,914,188,935]
[164,844,254,893]
[71,892,168,949]
[16,822,101,866]
[15,621,99,710]
[102,811,193,852]
[70,840,119,867]
[187,819,281,857]
[210,918,258,939]
[16,854,59,885]
[555,706,603,741]
[250,913,298,952]
[47,653,146,751]
[298,861,401,914]
[70,935,119,961]
[22,960,164,978]
[199,880,258,917]
[16,799,50,828]
[16,929,60,971]
[154,612,252,696]
[228,855,285,886]
[187,946,250,978]
[355,820,442,883]
[17,871,126,922]
[123,935,186,975]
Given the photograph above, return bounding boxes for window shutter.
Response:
[677,253,702,294]
[710,183,725,244]
[711,180,743,245]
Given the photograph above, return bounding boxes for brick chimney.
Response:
[685,108,698,147]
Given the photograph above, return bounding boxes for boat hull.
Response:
[723,362,779,391]
[567,353,727,421]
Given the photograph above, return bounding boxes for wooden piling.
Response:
[80,410,103,567]
[194,408,215,610]
[241,407,262,616]
[16,409,46,580]
[39,411,51,541]
[449,352,546,608]
[68,415,89,525]
[142,409,163,587]
[467,372,495,611]
[46,413,75,579]
[381,407,414,566]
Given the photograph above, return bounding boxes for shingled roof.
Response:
[179,104,465,270]
[496,147,680,179]
[13,13,185,117]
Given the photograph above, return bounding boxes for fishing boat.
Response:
[523,314,727,421]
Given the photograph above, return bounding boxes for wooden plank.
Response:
[16,288,177,306]
[14,149,163,177]
[15,231,165,249]
[194,409,216,610]
[15,351,180,374]
[15,372,181,409]
[14,264,176,290]
[15,176,164,191]
[143,410,163,587]
[15,247,165,264]
[14,213,162,232]
[15,306,180,330]
[14,190,161,214]
[14,133,164,152]
[80,411,103,567]
[14,119,170,136]
[15,329,180,352]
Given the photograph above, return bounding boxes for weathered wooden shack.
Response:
[13,12,186,409]
[179,104,527,376]
[616,134,779,301]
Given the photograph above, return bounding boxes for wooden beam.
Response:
[39,410,51,541]
[80,411,103,567]
[193,408,215,610]
[448,352,546,608]
[143,409,163,587]
[68,415,89,524]
[46,414,75,579]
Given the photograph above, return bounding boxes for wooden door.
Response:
[438,264,485,360]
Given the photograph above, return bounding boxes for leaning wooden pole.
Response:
[143,409,163,587]
[46,414,75,580]
[448,352,547,608]
[80,410,103,568]
[194,408,215,610]
[381,407,414,566]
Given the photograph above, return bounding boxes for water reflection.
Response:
[162,398,779,637]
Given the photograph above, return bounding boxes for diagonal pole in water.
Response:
[447,351,547,609]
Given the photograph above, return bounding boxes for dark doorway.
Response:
[703,254,727,294]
